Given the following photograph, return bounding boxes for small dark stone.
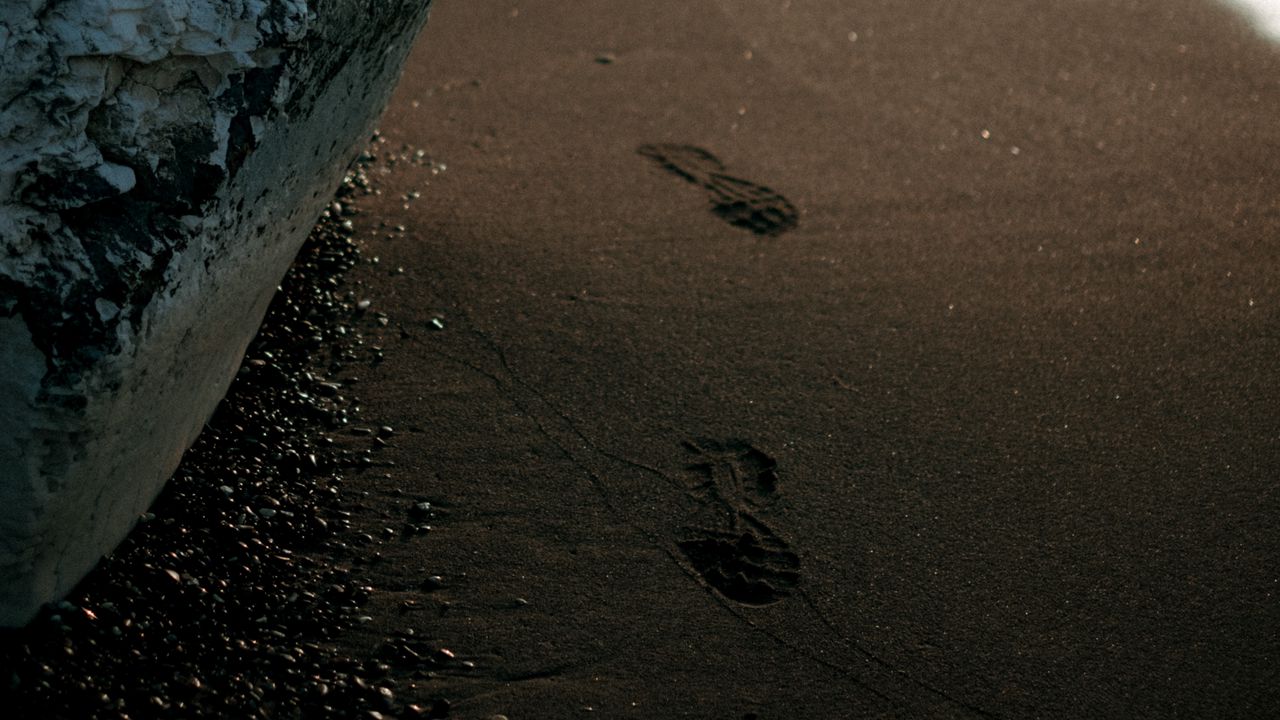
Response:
[427,698,451,718]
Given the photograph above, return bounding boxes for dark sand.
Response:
[335,2,1280,717]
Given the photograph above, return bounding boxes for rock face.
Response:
[0,0,433,626]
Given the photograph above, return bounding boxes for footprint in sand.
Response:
[677,439,800,606]
[637,144,799,236]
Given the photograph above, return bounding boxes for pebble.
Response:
[426,698,451,718]
[376,686,395,708]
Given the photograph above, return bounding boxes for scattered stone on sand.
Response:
[0,141,451,719]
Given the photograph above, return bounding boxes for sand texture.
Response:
[318,1,1280,717]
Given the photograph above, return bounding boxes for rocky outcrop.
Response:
[0,0,433,626]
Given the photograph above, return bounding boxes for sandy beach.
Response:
[5,1,1280,718]
[325,1,1280,717]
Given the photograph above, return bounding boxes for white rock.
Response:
[0,0,434,626]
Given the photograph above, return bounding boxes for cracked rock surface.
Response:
[0,0,434,626]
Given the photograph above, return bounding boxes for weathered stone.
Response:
[0,0,433,626]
